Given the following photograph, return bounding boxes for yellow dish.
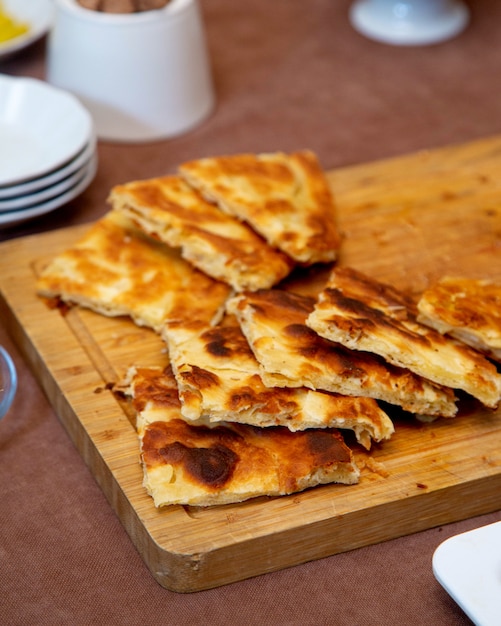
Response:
[0,3,29,43]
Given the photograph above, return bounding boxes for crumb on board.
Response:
[360,456,390,478]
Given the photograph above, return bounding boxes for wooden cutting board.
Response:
[1,135,500,593]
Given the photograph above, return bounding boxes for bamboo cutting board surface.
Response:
[1,135,501,593]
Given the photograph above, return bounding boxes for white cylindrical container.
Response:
[47,0,215,142]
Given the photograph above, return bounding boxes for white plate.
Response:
[0,153,94,212]
[433,521,501,626]
[0,0,54,59]
[0,74,93,186]
[0,133,96,200]
[0,153,97,228]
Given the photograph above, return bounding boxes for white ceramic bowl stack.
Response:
[0,73,97,228]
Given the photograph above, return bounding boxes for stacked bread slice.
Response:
[36,150,501,507]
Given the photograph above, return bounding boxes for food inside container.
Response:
[76,0,170,13]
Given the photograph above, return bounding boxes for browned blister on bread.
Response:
[227,288,457,418]
[124,365,360,507]
[36,211,231,332]
[417,276,501,363]
[162,314,392,449]
[179,150,341,265]
[108,175,294,291]
[307,267,501,409]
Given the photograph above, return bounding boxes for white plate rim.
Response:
[0,154,98,228]
[0,133,96,199]
[0,74,93,186]
[0,0,54,59]
[0,154,94,211]
[432,520,501,626]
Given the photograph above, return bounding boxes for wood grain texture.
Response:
[1,135,500,592]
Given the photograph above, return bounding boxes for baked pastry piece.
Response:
[108,175,294,291]
[124,365,360,507]
[36,211,231,332]
[306,267,501,409]
[417,276,501,363]
[227,289,457,418]
[162,315,392,449]
[179,150,341,265]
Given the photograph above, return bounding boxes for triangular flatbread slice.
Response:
[306,267,501,409]
[108,175,294,291]
[179,150,341,265]
[162,315,394,449]
[123,365,360,507]
[227,288,457,418]
[417,276,501,363]
[36,211,231,332]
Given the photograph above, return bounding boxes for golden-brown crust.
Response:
[125,366,359,506]
[179,150,341,265]
[417,276,501,362]
[141,420,355,491]
[108,175,294,291]
[36,211,231,331]
[307,267,501,408]
[128,365,180,413]
[162,314,393,449]
[141,420,241,489]
[227,288,457,418]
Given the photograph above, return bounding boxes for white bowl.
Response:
[0,150,95,212]
[0,154,98,229]
[0,0,54,59]
[0,74,94,186]
[47,0,215,142]
[0,134,96,199]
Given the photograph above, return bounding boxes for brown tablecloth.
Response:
[1,1,499,623]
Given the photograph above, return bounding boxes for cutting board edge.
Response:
[3,285,501,592]
[148,472,501,592]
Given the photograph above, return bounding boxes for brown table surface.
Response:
[1,1,500,623]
